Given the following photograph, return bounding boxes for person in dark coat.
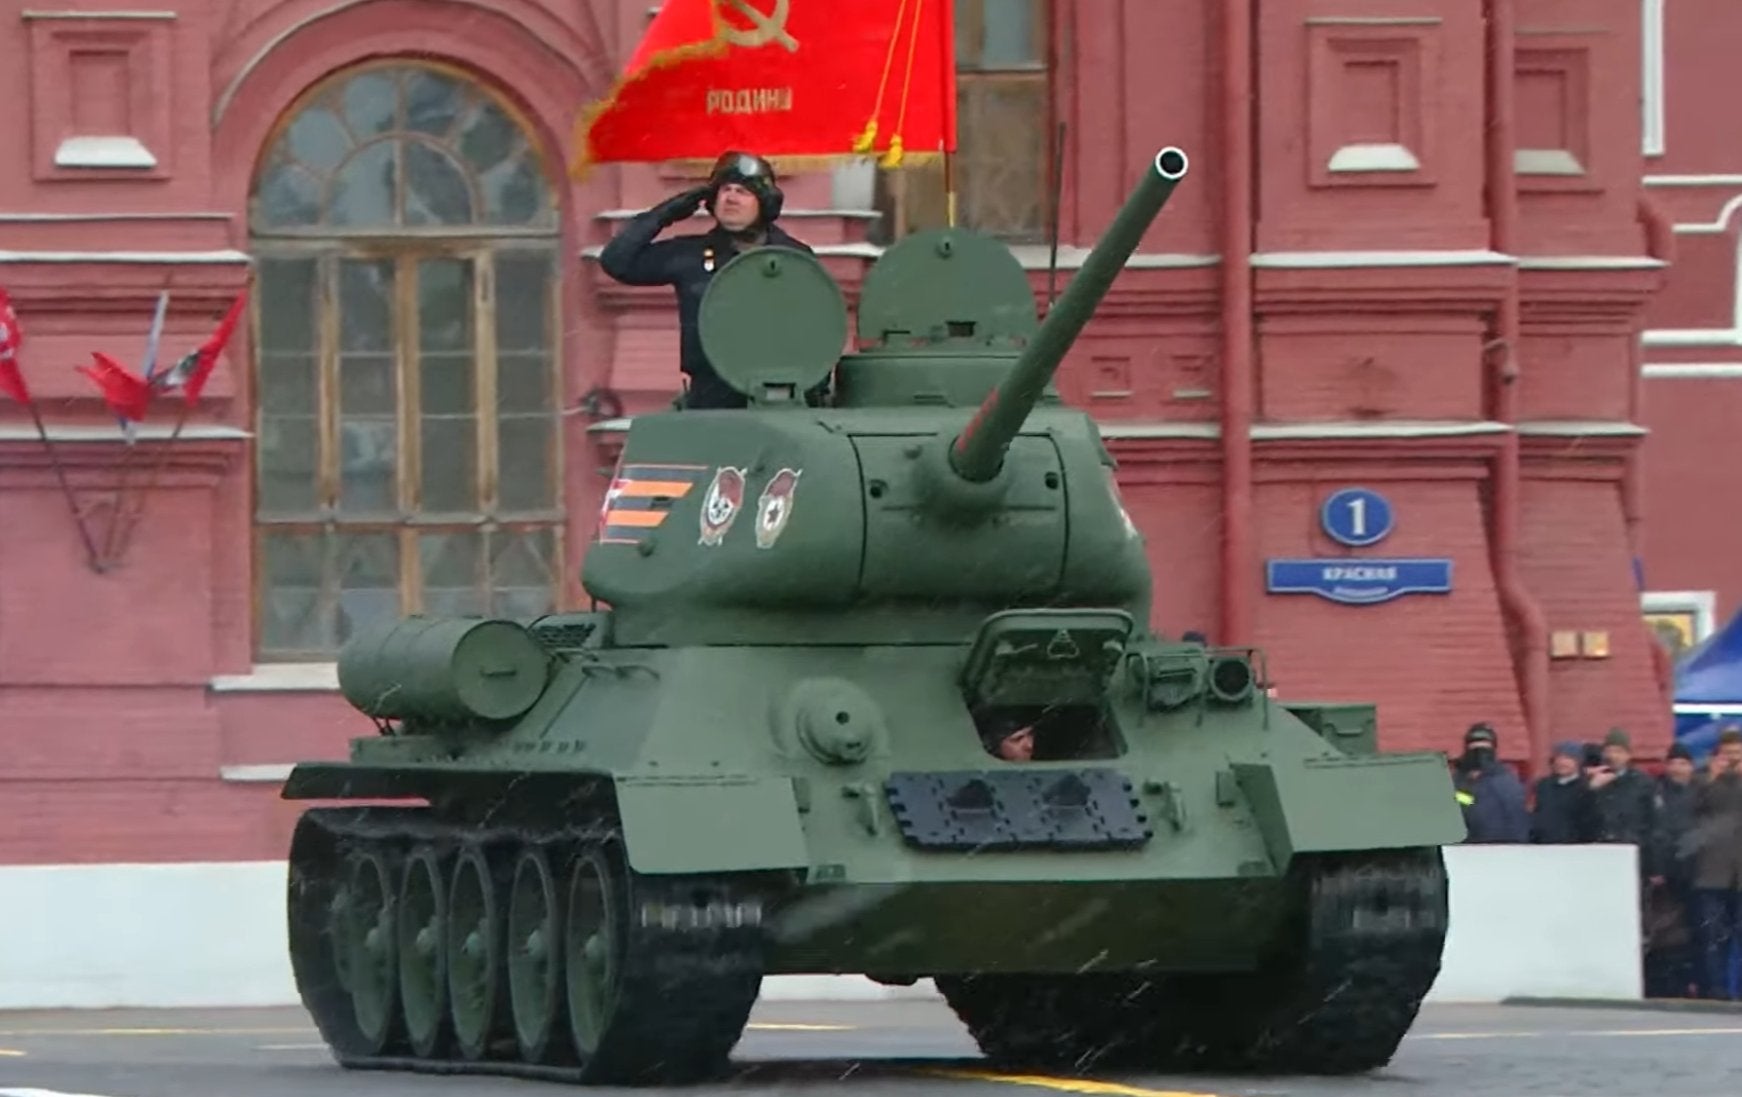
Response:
[1452,723,1530,843]
[598,150,815,410]
[1588,727,1660,878]
[1531,739,1596,844]
[1646,742,1701,998]
[1690,727,1742,1000]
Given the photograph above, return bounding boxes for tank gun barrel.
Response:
[949,146,1190,482]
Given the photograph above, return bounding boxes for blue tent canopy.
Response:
[1673,607,1742,760]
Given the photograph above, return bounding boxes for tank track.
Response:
[286,805,767,1085]
[936,847,1449,1075]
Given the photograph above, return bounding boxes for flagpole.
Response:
[21,398,104,572]
[98,422,146,566]
[105,400,189,567]
[942,0,958,228]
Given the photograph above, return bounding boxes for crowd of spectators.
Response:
[1451,722,1742,1001]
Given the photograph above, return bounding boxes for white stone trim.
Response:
[209,663,339,692]
[596,207,882,221]
[21,9,176,18]
[1642,590,1718,643]
[0,425,250,442]
[54,136,157,169]
[1641,0,1665,157]
[1642,363,1742,379]
[1644,174,1742,187]
[1642,329,1742,347]
[219,764,296,783]
[1667,193,1742,234]
[1250,250,1512,268]
[0,249,251,264]
[1515,256,1665,270]
[0,211,234,222]
[1515,421,1648,437]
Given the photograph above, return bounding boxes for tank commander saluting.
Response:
[597,150,813,410]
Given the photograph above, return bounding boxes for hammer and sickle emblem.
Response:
[720,0,799,52]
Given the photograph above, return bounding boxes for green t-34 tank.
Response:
[279,144,1467,1085]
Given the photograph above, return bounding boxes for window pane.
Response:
[490,528,556,619]
[255,161,322,227]
[404,141,475,226]
[418,258,477,512]
[404,69,465,137]
[456,100,518,175]
[342,70,399,140]
[495,254,551,353]
[260,531,332,654]
[979,0,1040,66]
[420,416,477,512]
[419,531,485,616]
[498,415,554,512]
[258,415,319,514]
[336,531,401,645]
[259,257,318,353]
[284,106,352,173]
[958,75,1050,237]
[326,140,398,227]
[481,155,547,225]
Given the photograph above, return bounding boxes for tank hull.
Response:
[281,626,1461,1083]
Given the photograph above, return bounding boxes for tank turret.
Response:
[578,147,1190,647]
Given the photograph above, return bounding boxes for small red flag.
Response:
[0,286,30,405]
[152,287,248,405]
[572,0,958,174]
[77,351,154,423]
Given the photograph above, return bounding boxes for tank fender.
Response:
[613,774,811,875]
[1231,754,1467,869]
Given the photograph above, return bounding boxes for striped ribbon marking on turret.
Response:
[599,462,711,544]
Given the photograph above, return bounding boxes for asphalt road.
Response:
[0,997,1739,1097]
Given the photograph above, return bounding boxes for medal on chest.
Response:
[703,246,716,273]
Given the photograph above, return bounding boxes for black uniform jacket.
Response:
[598,209,812,408]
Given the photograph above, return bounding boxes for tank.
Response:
[279,144,1467,1085]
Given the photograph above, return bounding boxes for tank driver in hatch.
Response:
[597,150,815,410]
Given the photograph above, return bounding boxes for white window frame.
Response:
[1642,589,1718,648]
[1642,0,1665,157]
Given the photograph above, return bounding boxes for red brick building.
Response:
[0,0,1681,866]
[1637,0,1742,665]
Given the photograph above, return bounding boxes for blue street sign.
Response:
[1320,487,1394,548]
[1266,558,1453,606]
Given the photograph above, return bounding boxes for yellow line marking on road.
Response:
[746,1022,855,1031]
[0,1049,24,1057]
[1411,1027,1742,1041]
[928,1069,1226,1097]
[257,1043,329,1051]
[0,1027,311,1037]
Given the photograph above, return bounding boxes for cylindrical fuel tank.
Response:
[337,616,552,724]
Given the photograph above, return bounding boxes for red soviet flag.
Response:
[571,0,957,174]
[0,286,29,405]
[77,351,154,424]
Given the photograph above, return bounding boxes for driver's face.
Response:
[998,726,1034,762]
[714,183,759,230]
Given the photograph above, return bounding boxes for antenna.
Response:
[1045,120,1067,312]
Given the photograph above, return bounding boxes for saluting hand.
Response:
[657,185,712,225]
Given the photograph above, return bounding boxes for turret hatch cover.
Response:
[699,246,848,401]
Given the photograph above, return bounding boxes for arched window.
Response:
[249,62,563,660]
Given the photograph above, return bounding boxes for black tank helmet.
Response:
[705,150,785,225]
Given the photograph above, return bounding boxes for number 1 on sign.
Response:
[1347,496,1366,538]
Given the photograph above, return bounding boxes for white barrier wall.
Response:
[0,843,1641,1010]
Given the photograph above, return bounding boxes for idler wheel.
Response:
[396,846,449,1058]
[507,845,567,1063]
[340,847,401,1054]
[563,845,624,1064]
[445,843,505,1060]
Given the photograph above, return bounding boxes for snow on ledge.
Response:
[0,424,249,443]
[210,663,339,693]
[55,136,156,170]
[1252,250,1512,268]
[0,249,251,264]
